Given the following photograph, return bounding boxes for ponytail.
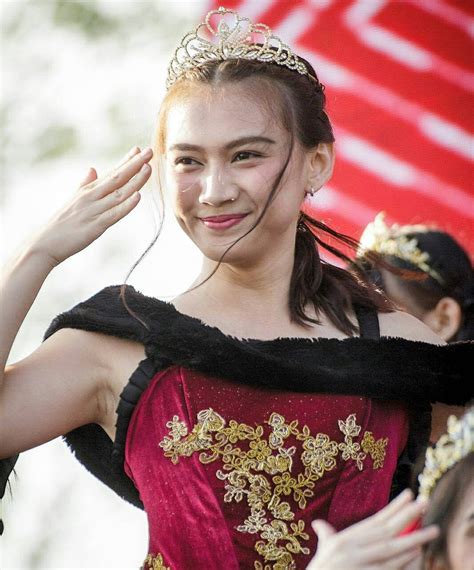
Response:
[290,212,393,335]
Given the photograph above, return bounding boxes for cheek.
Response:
[447,532,468,570]
[166,171,200,214]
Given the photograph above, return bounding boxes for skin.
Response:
[0,147,150,454]
[0,81,450,455]
[446,480,474,570]
[164,83,336,340]
[380,269,462,342]
[307,489,439,570]
[425,481,474,570]
[0,82,458,570]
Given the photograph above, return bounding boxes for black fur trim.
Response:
[2,285,470,512]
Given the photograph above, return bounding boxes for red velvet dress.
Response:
[125,366,409,570]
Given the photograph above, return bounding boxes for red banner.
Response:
[207,0,473,258]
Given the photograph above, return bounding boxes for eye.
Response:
[233,151,261,162]
[174,157,200,166]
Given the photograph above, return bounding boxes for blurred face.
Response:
[380,269,427,320]
[163,82,313,265]
[446,480,474,570]
[425,479,474,570]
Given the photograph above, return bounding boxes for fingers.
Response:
[117,146,141,168]
[93,147,154,199]
[370,489,414,525]
[98,187,143,230]
[383,497,428,538]
[93,162,152,218]
[335,489,416,542]
[312,520,336,542]
[363,524,439,565]
[79,167,98,188]
[78,145,139,191]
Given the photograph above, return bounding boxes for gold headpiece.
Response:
[166,6,318,89]
[357,212,444,284]
[418,409,474,499]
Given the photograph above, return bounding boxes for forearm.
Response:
[0,244,55,386]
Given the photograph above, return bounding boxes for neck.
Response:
[197,242,295,311]
[173,236,301,338]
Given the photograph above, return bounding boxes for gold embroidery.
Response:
[159,410,387,569]
[361,431,389,469]
[143,552,171,570]
[337,414,367,470]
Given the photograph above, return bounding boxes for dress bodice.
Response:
[125,366,408,570]
[3,284,465,559]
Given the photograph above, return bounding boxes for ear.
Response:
[423,297,462,342]
[305,142,335,192]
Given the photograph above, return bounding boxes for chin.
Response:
[197,238,262,267]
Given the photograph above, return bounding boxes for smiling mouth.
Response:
[199,213,248,230]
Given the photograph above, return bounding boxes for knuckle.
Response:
[108,207,120,222]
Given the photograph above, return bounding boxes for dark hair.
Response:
[357,230,474,341]
[421,452,474,567]
[121,56,393,335]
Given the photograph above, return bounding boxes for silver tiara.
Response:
[166,6,318,89]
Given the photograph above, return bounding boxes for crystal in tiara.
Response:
[166,6,318,89]
[418,409,474,499]
[357,212,444,284]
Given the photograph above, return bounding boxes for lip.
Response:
[199,213,248,230]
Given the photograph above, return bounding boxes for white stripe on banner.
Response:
[298,49,474,161]
[336,129,474,217]
[407,0,474,38]
[314,185,379,225]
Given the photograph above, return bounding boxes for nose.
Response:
[199,170,238,205]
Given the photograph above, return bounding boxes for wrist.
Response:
[20,242,59,273]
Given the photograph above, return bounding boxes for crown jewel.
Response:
[357,212,444,284]
[418,409,474,499]
[166,7,318,89]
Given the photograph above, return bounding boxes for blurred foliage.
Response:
[1,0,194,168]
[53,0,120,38]
[35,125,79,162]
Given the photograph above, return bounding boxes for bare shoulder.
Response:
[43,328,147,438]
[0,328,146,457]
[378,310,445,345]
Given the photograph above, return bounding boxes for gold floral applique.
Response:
[159,410,388,570]
[142,552,171,570]
[361,431,389,469]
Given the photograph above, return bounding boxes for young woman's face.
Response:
[163,83,315,265]
[425,477,474,570]
[446,479,474,570]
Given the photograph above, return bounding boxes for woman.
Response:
[355,212,474,342]
[0,8,471,569]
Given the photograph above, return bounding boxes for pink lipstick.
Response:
[200,214,248,230]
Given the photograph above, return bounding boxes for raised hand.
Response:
[306,489,439,570]
[30,146,153,268]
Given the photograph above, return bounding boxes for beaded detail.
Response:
[160,410,388,569]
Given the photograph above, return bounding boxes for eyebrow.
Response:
[168,136,276,153]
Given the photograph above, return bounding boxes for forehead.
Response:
[165,83,285,150]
